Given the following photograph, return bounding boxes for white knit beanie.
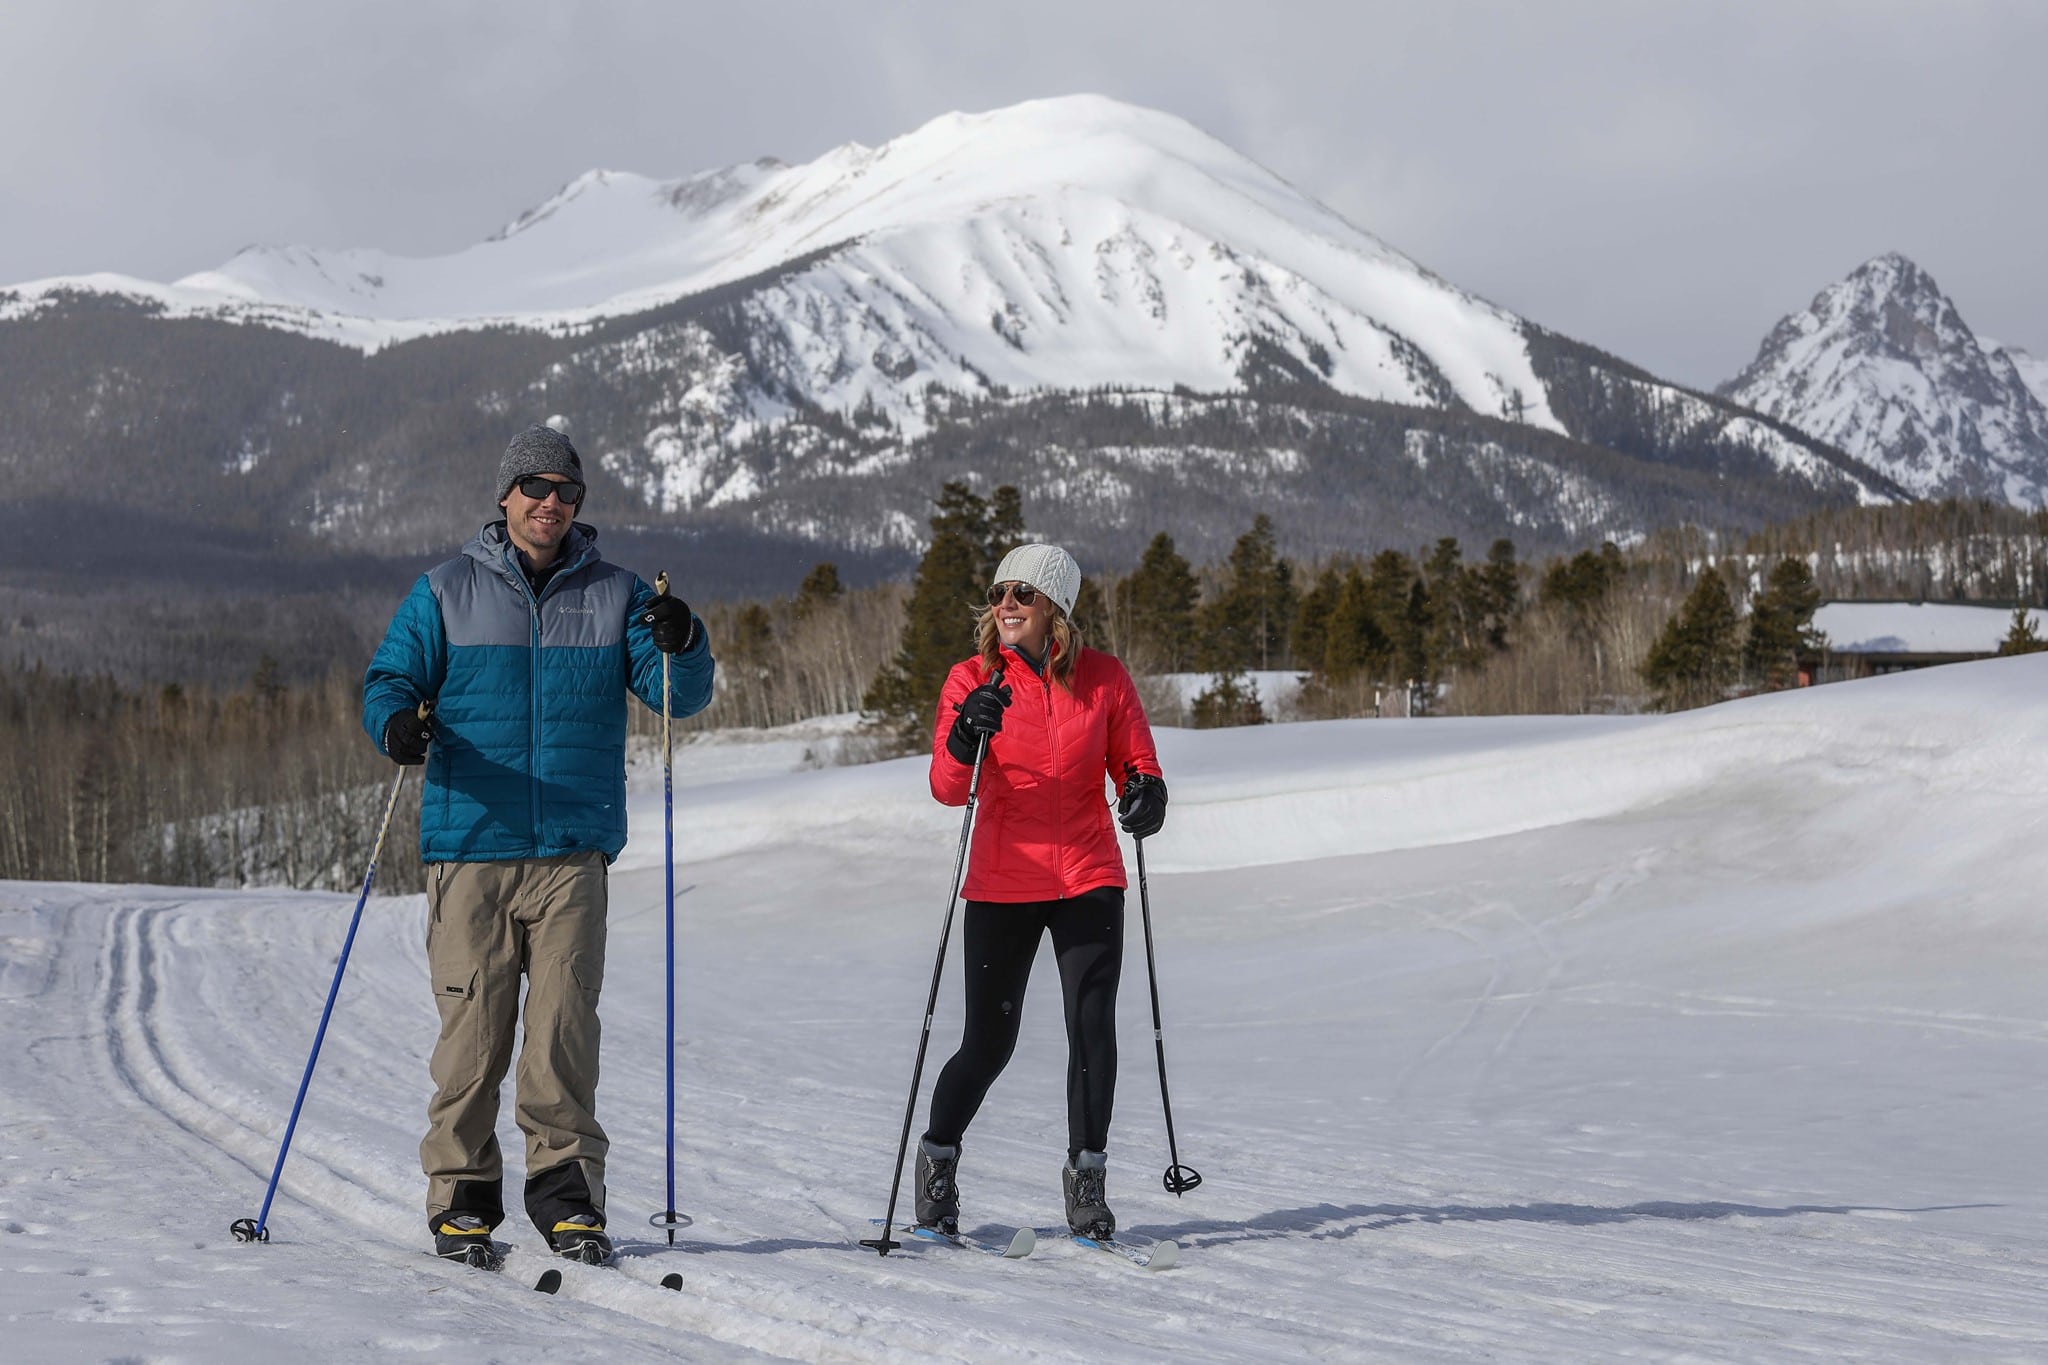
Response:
[992,543,1082,618]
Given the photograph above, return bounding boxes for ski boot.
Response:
[548,1212,613,1265]
[916,1138,962,1235]
[432,1213,503,1269]
[1063,1150,1115,1240]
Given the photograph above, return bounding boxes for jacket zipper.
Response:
[1043,663,1064,898]
[508,540,593,854]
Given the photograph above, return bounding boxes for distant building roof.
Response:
[1813,601,2041,656]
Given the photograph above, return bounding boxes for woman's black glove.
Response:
[640,593,699,654]
[383,707,433,766]
[946,675,1012,764]
[1118,771,1168,838]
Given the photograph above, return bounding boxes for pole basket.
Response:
[229,1218,268,1243]
[1163,1164,1203,1195]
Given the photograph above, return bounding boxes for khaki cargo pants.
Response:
[422,852,609,1233]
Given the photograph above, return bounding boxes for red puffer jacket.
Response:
[930,646,1164,903]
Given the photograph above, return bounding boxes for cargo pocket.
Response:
[568,953,603,999]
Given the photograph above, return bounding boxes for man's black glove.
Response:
[383,707,433,766]
[640,592,699,654]
[945,675,1012,764]
[1118,771,1168,839]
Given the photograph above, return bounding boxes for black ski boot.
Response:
[432,1213,503,1269]
[548,1212,613,1265]
[916,1139,962,1235]
[1063,1150,1115,1240]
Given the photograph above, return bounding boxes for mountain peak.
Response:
[1721,256,2048,502]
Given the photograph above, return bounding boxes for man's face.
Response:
[500,473,582,563]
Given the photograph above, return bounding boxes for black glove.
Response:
[640,592,699,654]
[383,707,432,766]
[1118,771,1168,839]
[946,675,1012,764]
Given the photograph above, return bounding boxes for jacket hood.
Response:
[466,520,601,576]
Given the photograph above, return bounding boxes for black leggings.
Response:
[924,886,1125,1156]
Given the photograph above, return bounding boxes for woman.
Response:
[916,542,1169,1241]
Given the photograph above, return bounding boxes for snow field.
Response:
[5,657,2048,1358]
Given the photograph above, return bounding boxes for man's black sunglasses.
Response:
[514,475,586,505]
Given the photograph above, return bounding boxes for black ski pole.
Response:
[861,669,1002,1255]
[648,571,690,1246]
[1135,837,1202,1195]
[233,702,429,1244]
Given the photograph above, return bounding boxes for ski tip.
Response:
[660,1272,684,1291]
[1005,1227,1036,1258]
[1146,1239,1180,1271]
[533,1268,563,1294]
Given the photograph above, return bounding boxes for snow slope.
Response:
[1,96,1558,435]
[7,659,2048,1359]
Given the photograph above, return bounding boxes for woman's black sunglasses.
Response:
[514,475,586,505]
[986,582,1039,607]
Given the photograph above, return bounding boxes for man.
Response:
[362,424,713,1267]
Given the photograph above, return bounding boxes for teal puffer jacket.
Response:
[362,522,713,864]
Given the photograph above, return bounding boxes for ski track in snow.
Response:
[8,658,2048,1358]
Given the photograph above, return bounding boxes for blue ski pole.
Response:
[649,571,688,1246]
[233,702,428,1244]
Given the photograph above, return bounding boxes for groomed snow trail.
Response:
[5,657,2048,1360]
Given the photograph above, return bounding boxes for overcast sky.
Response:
[2,0,2040,386]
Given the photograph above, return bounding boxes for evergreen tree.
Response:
[1539,541,1626,641]
[1072,576,1107,640]
[985,486,1028,569]
[1477,538,1522,651]
[1361,549,1423,681]
[1324,563,1391,682]
[1290,564,1344,679]
[1743,556,1823,689]
[1996,605,2048,656]
[1123,532,1199,671]
[1196,515,1295,672]
[1641,566,1742,711]
[793,562,843,619]
[864,484,1021,751]
[1190,670,1266,728]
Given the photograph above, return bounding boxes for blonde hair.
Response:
[974,600,1081,691]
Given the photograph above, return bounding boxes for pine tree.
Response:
[1290,564,1344,680]
[1642,566,1742,710]
[1072,576,1108,640]
[1996,605,2048,656]
[863,485,1022,751]
[1477,538,1522,651]
[1196,515,1295,672]
[1190,670,1265,728]
[985,486,1027,569]
[1123,532,1199,671]
[1324,563,1390,682]
[1743,556,1823,689]
[793,562,843,620]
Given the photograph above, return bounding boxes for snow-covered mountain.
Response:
[1719,253,2048,504]
[1997,344,2048,412]
[1,96,1897,581]
[8,98,1563,440]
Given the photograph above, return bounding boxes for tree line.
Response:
[10,492,2048,886]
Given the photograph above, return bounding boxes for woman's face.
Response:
[989,581,1053,656]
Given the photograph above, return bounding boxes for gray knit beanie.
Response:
[497,425,584,503]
